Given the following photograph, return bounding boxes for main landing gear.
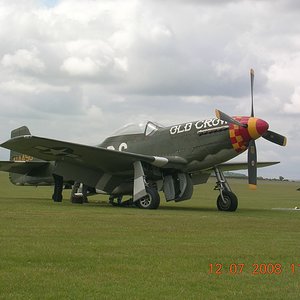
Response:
[136,187,160,209]
[52,174,63,202]
[213,167,238,212]
[70,182,89,204]
[109,187,160,209]
[52,176,91,204]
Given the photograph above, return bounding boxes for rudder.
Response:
[9,126,35,185]
[10,126,32,162]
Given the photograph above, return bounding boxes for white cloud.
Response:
[61,57,100,77]
[86,104,103,122]
[181,96,208,104]
[0,0,299,179]
[0,80,38,93]
[1,48,45,73]
[266,54,300,88]
[284,86,300,113]
[0,79,69,94]
[114,57,128,72]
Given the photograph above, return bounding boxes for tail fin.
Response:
[9,126,36,185]
[10,126,32,162]
[5,126,53,186]
[11,126,31,138]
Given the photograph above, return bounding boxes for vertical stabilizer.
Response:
[9,126,35,184]
[11,126,31,138]
[10,126,33,161]
[10,126,32,162]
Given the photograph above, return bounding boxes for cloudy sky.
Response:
[0,0,299,179]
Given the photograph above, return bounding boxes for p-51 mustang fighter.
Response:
[0,70,287,211]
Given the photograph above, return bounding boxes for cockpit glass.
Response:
[112,121,164,136]
[145,122,159,136]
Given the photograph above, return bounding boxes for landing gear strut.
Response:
[214,167,238,212]
[132,161,160,209]
[70,182,89,204]
[52,174,63,202]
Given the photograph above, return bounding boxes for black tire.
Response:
[109,196,123,206]
[71,195,84,204]
[217,191,238,212]
[52,193,63,202]
[137,188,160,209]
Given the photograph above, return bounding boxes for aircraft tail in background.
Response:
[0,126,54,186]
[10,126,33,163]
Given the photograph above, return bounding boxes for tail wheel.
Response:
[137,187,160,209]
[217,191,238,212]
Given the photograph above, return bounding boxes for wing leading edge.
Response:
[1,135,187,174]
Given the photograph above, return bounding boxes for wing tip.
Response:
[283,137,287,146]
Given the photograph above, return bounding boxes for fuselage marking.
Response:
[170,118,227,135]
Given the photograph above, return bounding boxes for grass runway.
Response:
[0,172,300,299]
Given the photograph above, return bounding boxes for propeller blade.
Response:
[215,109,247,128]
[250,68,254,117]
[263,130,287,146]
[248,139,257,190]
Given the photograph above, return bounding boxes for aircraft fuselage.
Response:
[100,118,239,173]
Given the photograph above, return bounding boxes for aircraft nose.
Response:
[247,118,269,140]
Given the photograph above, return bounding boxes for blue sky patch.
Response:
[40,0,59,8]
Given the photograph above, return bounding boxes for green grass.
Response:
[0,172,300,299]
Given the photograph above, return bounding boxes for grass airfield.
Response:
[1,172,300,299]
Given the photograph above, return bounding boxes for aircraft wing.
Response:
[0,161,50,175]
[190,162,279,185]
[216,161,279,171]
[1,135,187,174]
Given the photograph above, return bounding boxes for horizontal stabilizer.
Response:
[216,161,279,172]
[0,161,49,175]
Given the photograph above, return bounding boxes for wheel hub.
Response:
[139,194,152,208]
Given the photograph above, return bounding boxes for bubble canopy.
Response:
[112,121,164,137]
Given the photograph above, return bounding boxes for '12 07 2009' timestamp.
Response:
[209,263,300,275]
